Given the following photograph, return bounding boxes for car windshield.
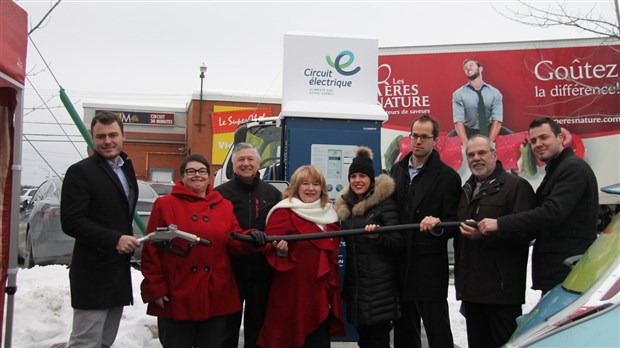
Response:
[149,183,173,196]
[246,123,281,169]
[138,181,158,201]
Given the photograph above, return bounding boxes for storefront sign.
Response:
[96,110,176,126]
[210,107,273,164]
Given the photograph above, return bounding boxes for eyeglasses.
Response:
[184,168,209,176]
[409,134,434,142]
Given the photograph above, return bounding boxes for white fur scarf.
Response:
[266,197,339,225]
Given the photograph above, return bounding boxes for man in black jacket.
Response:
[215,142,281,348]
[424,135,535,347]
[479,117,599,294]
[61,111,140,348]
[390,115,461,348]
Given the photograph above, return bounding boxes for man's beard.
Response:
[468,71,480,81]
[471,163,491,177]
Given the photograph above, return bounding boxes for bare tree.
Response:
[494,0,619,41]
[27,0,63,35]
[492,1,619,99]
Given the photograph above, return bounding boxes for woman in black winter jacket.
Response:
[334,146,403,348]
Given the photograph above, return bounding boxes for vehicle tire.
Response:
[24,233,35,269]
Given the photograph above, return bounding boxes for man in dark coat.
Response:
[479,117,599,294]
[390,114,462,348]
[423,135,535,348]
[214,142,281,348]
[61,111,140,348]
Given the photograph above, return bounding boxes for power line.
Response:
[23,1,89,182]
[24,121,76,126]
[21,149,84,160]
[21,135,64,179]
[23,133,82,137]
[28,36,61,88]
[22,139,86,144]
[26,76,85,159]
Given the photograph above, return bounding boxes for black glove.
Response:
[248,230,267,247]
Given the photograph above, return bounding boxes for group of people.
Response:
[60,110,598,348]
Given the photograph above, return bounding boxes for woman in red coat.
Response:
[140,154,258,348]
[258,165,346,348]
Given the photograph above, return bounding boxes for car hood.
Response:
[505,213,620,347]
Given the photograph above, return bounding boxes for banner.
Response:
[210,107,272,164]
[378,43,620,136]
[378,40,620,188]
[211,107,272,134]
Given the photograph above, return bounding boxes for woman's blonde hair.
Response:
[282,165,330,207]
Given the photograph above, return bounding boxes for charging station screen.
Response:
[311,144,357,200]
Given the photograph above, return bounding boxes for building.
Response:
[83,91,281,184]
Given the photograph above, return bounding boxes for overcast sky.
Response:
[16,0,616,186]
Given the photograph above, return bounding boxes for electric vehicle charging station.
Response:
[281,32,387,193]
[281,117,384,200]
[281,32,388,341]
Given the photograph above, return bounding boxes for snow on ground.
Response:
[5,258,541,348]
[5,265,160,348]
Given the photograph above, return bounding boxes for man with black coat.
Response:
[215,142,282,348]
[479,117,599,294]
[61,111,141,348]
[390,114,461,348]
[423,135,536,347]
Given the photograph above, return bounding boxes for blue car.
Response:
[503,211,620,347]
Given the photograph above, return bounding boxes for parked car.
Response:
[19,178,158,268]
[19,187,37,209]
[133,180,160,259]
[503,209,620,347]
[146,181,174,196]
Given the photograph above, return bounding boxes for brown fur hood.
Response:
[335,173,395,221]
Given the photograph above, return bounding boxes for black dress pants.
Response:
[462,301,522,348]
[357,321,392,348]
[159,316,226,348]
[221,276,271,348]
[394,300,453,348]
[303,319,330,348]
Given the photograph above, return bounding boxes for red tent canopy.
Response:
[0,0,28,346]
[0,0,28,86]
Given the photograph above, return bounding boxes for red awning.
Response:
[0,0,28,86]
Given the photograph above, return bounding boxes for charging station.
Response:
[281,32,387,191]
[281,32,388,341]
[281,116,384,200]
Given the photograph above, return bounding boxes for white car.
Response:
[19,187,37,208]
[19,179,158,268]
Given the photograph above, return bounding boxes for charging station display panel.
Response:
[282,117,382,196]
[311,144,358,200]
